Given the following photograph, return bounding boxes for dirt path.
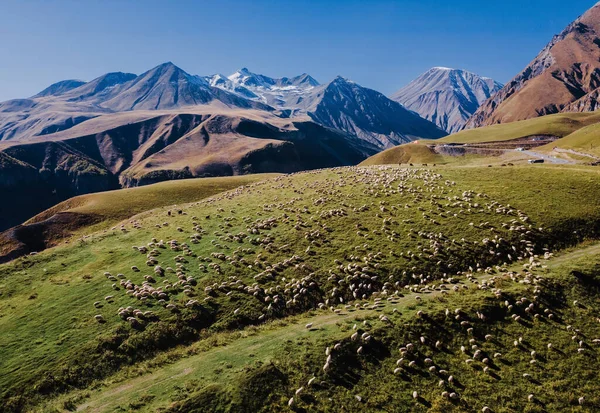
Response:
[552,148,600,161]
[521,149,575,164]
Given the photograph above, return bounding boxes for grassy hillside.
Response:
[0,174,277,263]
[27,174,279,228]
[359,144,446,166]
[44,242,600,413]
[537,122,600,158]
[0,165,599,412]
[359,143,492,167]
[441,111,600,144]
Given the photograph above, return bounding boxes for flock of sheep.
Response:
[288,263,596,411]
[90,165,595,409]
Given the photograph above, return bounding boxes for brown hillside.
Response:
[466,3,600,128]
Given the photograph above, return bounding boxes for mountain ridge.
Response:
[465,3,600,128]
[391,67,502,133]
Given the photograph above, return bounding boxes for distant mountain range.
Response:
[0,63,446,145]
[391,67,502,133]
[466,2,600,128]
[0,63,447,230]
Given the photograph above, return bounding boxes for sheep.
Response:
[94,315,104,322]
[528,394,534,402]
[305,323,313,329]
[412,391,418,399]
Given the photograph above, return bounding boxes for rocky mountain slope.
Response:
[0,63,445,146]
[219,69,447,147]
[0,108,378,230]
[465,2,600,128]
[392,67,502,133]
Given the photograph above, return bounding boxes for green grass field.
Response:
[0,174,279,261]
[359,144,447,166]
[537,122,600,158]
[1,165,599,412]
[439,111,600,144]
[28,174,280,231]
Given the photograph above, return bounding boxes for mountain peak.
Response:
[33,79,87,98]
[392,67,502,133]
[152,61,184,72]
[331,75,351,83]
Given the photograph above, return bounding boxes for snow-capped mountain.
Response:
[0,62,448,227]
[391,67,503,133]
[221,68,320,111]
[211,69,447,147]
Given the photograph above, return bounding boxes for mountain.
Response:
[223,67,321,110]
[391,67,502,133]
[1,64,445,149]
[62,63,269,112]
[0,63,271,141]
[0,63,447,230]
[228,67,319,89]
[33,79,86,98]
[305,76,447,147]
[0,109,376,230]
[218,69,447,147]
[465,3,600,128]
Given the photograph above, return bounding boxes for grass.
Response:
[359,143,491,167]
[439,111,600,144]
[359,144,446,166]
[537,122,600,158]
[38,242,600,412]
[0,165,599,412]
[0,174,279,262]
[27,174,279,230]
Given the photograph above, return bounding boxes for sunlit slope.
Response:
[538,122,600,158]
[46,243,600,413]
[441,112,600,144]
[0,165,599,412]
[0,174,277,262]
[359,143,446,165]
[28,174,279,226]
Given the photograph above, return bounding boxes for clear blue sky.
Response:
[0,0,596,101]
